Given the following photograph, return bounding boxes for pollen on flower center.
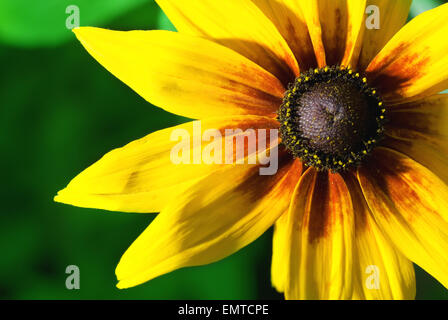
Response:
[278,66,386,172]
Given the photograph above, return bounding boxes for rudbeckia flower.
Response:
[55,0,448,300]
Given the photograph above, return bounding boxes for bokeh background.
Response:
[1,0,448,299]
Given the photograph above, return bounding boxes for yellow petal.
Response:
[358,0,412,71]
[313,0,366,67]
[366,4,448,102]
[55,116,279,213]
[285,169,355,300]
[296,0,366,68]
[317,0,349,66]
[358,147,448,289]
[298,0,326,68]
[116,157,301,288]
[252,0,317,70]
[155,0,299,85]
[344,174,416,300]
[73,28,285,119]
[271,212,288,293]
[384,137,448,186]
[271,161,303,293]
[387,94,448,147]
[384,94,448,183]
[340,0,367,67]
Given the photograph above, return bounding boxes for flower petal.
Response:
[252,0,317,70]
[340,0,367,67]
[358,147,448,289]
[384,137,448,186]
[387,94,448,146]
[297,0,366,68]
[384,94,448,183]
[297,0,326,68]
[315,0,366,67]
[55,116,280,213]
[155,0,300,85]
[115,157,301,288]
[271,212,288,293]
[285,169,355,300]
[317,0,349,66]
[73,28,285,119]
[344,174,416,300]
[271,161,303,293]
[366,3,448,102]
[358,0,412,71]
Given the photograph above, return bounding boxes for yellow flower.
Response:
[55,0,448,299]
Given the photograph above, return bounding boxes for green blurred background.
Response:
[1,0,447,299]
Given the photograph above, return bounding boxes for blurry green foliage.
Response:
[0,0,156,47]
[0,0,447,300]
[409,0,444,17]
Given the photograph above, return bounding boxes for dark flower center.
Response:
[278,66,386,172]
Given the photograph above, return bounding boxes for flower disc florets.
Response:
[278,66,386,172]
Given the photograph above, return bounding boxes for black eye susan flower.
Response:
[55,0,448,299]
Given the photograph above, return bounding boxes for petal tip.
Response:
[115,266,135,289]
[71,26,88,36]
[71,26,100,41]
[53,188,78,207]
[53,190,66,204]
[115,281,128,290]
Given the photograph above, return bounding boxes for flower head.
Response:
[55,0,448,299]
